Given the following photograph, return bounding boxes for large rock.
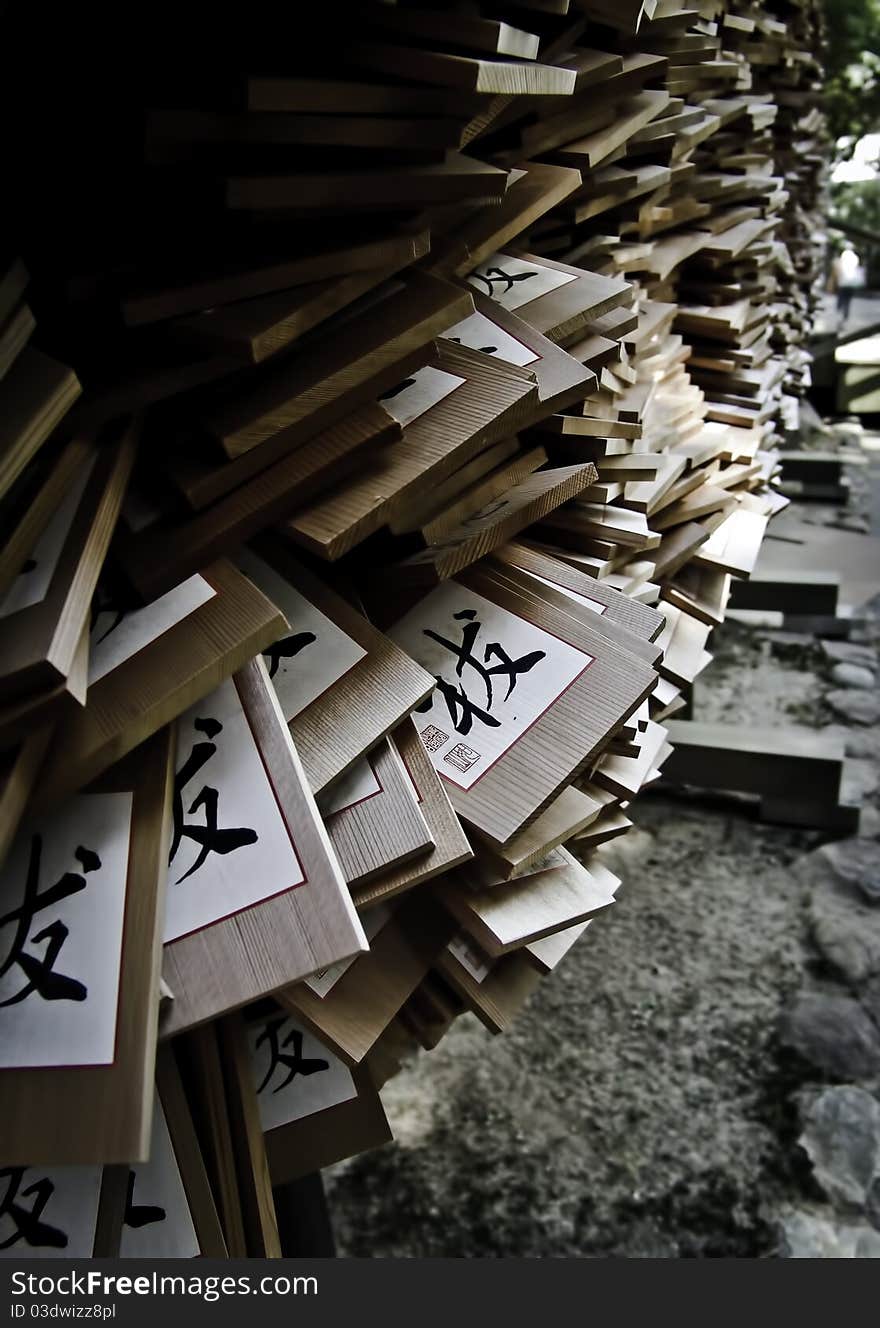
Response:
[826,690,880,726]
[799,1086,880,1211]
[830,662,876,690]
[822,640,878,670]
[817,839,880,906]
[777,1205,880,1257]
[780,991,880,1079]
[803,845,880,983]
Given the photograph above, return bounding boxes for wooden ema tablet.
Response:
[0,435,94,601]
[35,559,287,810]
[145,108,467,159]
[693,507,768,578]
[428,162,582,278]
[493,541,665,640]
[160,656,367,1036]
[282,340,539,561]
[0,726,54,871]
[318,739,433,888]
[175,1025,247,1255]
[152,1046,228,1256]
[0,348,82,503]
[467,250,632,344]
[117,403,400,601]
[411,443,548,543]
[444,293,599,409]
[472,783,607,880]
[215,1016,281,1257]
[0,258,28,327]
[243,537,434,793]
[381,463,598,589]
[0,303,35,382]
[436,942,541,1035]
[278,893,455,1065]
[359,6,542,59]
[169,244,430,365]
[241,1007,391,1184]
[593,719,669,799]
[387,562,656,847]
[480,561,663,671]
[350,720,473,911]
[438,845,618,957]
[0,420,136,703]
[0,619,89,750]
[525,918,591,975]
[340,41,579,95]
[101,1056,228,1258]
[0,727,174,1165]
[573,805,633,851]
[197,270,471,457]
[122,230,432,328]
[226,153,511,214]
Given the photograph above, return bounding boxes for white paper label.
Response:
[448,931,492,983]
[235,550,366,721]
[120,1100,199,1259]
[303,902,391,998]
[0,458,96,621]
[163,676,305,944]
[89,574,216,685]
[317,757,382,819]
[389,582,593,791]
[467,253,577,311]
[443,309,540,367]
[0,792,133,1069]
[378,365,465,429]
[248,1014,357,1131]
[521,568,607,616]
[0,1165,103,1258]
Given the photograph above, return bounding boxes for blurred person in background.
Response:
[830,245,866,325]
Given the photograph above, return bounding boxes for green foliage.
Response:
[824,0,880,152]
[831,177,880,235]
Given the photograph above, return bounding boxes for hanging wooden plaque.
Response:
[239,539,434,793]
[160,656,367,1037]
[318,739,433,888]
[35,559,286,810]
[0,727,175,1165]
[0,419,136,703]
[283,339,539,562]
[0,348,81,504]
[350,719,473,910]
[242,1007,391,1185]
[466,250,632,343]
[386,563,656,846]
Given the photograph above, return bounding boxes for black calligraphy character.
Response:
[379,377,416,401]
[417,678,500,737]
[262,630,316,680]
[169,717,258,884]
[255,1017,329,1094]
[420,608,546,735]
[0,836,99,1007]
[471,266,537,297]
[448,337,499,355]
[0,1169,68,1251]
[123,1170,165,1230]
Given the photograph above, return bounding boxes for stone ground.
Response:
[324,417,880,1259]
